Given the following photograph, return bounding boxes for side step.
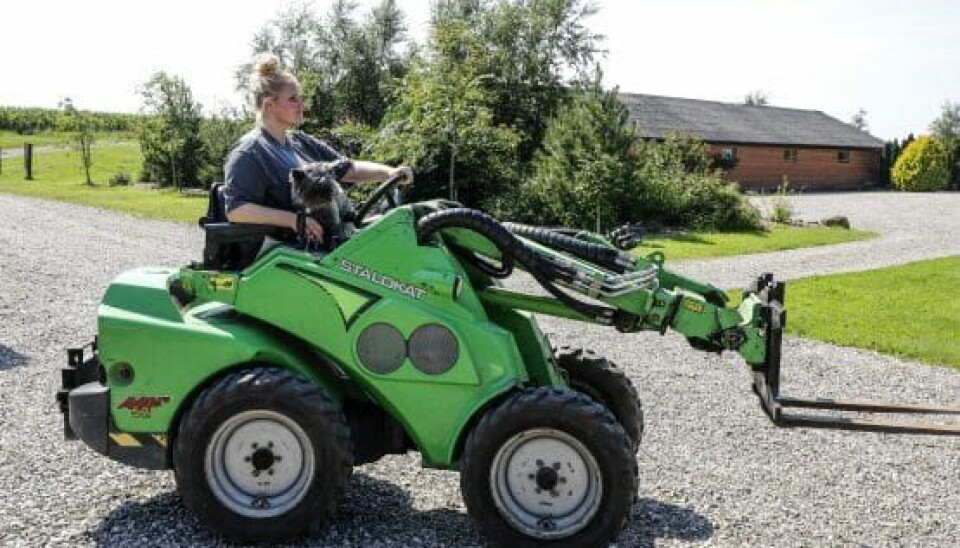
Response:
[750,273,960,436]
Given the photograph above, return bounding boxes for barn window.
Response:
[783,149,798,163]
[838,150,850,163]
[721,147,736,161]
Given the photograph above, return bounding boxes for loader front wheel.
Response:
[555,346,644,452]
[174,367,352,542]
[461,387,637,548]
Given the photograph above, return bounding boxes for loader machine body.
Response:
[57,187,960,545]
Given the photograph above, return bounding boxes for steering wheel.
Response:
[353,172,407,226]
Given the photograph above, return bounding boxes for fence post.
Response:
[24,143,33,180]
[0,147,3,175]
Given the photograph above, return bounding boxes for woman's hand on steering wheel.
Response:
[390,165,414,186]
[354,167,414,226]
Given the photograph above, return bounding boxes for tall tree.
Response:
[58,97,95,185]
[850,108,868,131]
[138,72,204,189]
[522,81,636,231]
[883,138,902,187]
[744,91,770,106]
[930,101,960,189]
[373,16,520,206]
[240,0,411,130]
[432,0,604,164]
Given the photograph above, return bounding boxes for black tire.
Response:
[461,387,637,548]
[555,346,644,452]
[174,366,352,542]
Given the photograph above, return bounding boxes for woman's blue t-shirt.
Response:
[222,127,349,214]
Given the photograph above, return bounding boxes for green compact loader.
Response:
[57,174,960,546]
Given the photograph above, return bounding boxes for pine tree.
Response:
[523,82,636,231]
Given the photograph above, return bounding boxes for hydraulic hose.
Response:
[451,246,514,278]
[416,208,616,323]
[502,222,634,273]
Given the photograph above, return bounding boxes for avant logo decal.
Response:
[118,396,171,419]
[339,259,426,300]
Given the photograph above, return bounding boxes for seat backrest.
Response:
[199,182,228,226]
[197,183,280,270]
[201,223,276,270]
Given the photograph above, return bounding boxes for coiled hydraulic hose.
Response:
[502,222,634,274]
[416,208,616,324]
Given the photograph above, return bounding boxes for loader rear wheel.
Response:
[555,346,644,452]
[461,387,637,548]
[174,367,352,542]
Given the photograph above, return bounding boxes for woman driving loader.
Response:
[223,54,412,242]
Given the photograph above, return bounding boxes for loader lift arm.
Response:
[421,209,960,436]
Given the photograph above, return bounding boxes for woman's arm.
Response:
[296,132,412,185]
[227,203,324,242]
[342,161,413,185]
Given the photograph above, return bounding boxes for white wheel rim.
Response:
[489,428,603,539]
[205,410,315,518]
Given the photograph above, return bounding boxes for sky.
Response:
[2,0,957,141]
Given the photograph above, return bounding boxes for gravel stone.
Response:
[1,192,958,547]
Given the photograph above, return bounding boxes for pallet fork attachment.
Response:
[750,273,960,436]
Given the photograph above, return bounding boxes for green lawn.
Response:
[782,257,960,368]
[632,224,876,261]
[0,143,207,223]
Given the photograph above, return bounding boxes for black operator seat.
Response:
[198,183,277,271]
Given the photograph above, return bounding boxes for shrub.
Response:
[769,180,794,224]
[500,117,762,232]
[627,135,761,231]
[891,136,950,191]
[108,172,132,186]
[630,170,761,231]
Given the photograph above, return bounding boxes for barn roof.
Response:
[619,93,884,149]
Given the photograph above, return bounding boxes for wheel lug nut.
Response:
[253,470,260,477]
[244,456,251,462]
[268,469,274,475]
[552,462,561,470]
[536,459,544,467]
[268,441,274,448]
[528,474,535,480]
[252,442,258,449]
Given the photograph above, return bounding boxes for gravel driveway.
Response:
[675,191,960,289]
[1,192,958,547]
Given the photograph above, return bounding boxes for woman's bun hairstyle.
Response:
[249,53,298,111]
[254,53,280,78]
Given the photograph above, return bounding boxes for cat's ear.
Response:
[289,168,305,184]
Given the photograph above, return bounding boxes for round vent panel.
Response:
[408,324,459,375]
[356,323,406,375]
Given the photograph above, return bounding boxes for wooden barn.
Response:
[619,93,885,191]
